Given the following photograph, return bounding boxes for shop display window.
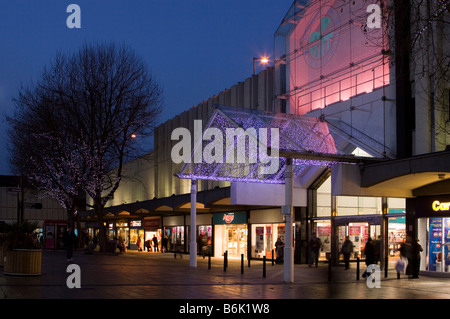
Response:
[215,224,247,259]
[251,224,285,258]
[337,223,380,259]
[418,218,450,272]
[387,217,406,258]
[312,221,331,261]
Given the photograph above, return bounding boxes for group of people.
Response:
[309,233,424,280]
[397,237,423,279]
[342,235,423,279]
[136,235,165,252]
[361,236,381,277]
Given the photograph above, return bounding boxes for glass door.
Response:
[225,224,247,258]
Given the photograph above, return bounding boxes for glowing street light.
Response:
[253,57,269,75]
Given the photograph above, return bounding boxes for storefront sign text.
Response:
[432,201,450,212]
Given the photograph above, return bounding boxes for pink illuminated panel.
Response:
[288,0,389,115]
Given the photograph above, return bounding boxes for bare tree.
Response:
[7,42,163,252]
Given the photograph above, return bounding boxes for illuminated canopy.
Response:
[176,105,366,184]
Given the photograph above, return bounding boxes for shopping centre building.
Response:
[80,0,450,280]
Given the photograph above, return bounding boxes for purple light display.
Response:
[176,105,348,184]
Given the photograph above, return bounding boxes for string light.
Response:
[177,105,347,184]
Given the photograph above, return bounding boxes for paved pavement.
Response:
[1,250,449,316]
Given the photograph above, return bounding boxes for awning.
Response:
[176,105,365,184]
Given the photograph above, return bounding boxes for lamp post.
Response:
[253,57,269,75]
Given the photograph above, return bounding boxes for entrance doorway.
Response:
[337,223,380,259]
[215,224,248,259]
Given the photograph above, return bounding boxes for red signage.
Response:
[223,213,234,224]
[143,218,160,230]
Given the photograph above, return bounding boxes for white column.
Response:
[190,179,197,268]
[283,158,294,283]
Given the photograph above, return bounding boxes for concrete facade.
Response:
[0,176,66,227]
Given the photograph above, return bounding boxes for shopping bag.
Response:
[395,257,408,274]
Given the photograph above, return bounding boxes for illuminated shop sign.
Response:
[432,201,450,212]
[213,211,248,225]
[130,220,142,227]
[415,195,450,218]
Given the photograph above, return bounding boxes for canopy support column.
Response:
[283,158,294,283]
[190,179,197,268]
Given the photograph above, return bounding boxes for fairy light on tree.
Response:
[7,42,163,252]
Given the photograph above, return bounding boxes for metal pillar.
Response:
[283,158,294,283]
[190,179,197,268]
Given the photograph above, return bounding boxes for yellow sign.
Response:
[432,201,450,211]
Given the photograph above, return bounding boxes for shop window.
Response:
[251,224,285,259]
[312,221,331,261]
[418,218,450,272]
[317,177,331,217]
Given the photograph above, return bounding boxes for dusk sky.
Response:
[0,0,293,175]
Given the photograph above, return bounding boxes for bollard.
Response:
[224,251,227,272]
[328,256,332,282]
[241,254,244,274]
[272,250,274,266]
[248,257,251,268]
[208,251,211,270]
[385,256,388,278]
[356,257,360,281]
[326,252,332,282]
[263,256,266,278]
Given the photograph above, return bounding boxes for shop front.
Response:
[185,214,212,255]
[213,211,248,259]
[416,195,450,274]
[116,220,129,248]
[143,217,162,252]
[249,208,286,259]
[163,215,185,252]
[44,220,67,250]
[129,219,144,250]
[313,176,406,263]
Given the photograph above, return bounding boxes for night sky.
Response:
[0,0,293,175]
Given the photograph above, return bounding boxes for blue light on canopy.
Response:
[175,105,355,184]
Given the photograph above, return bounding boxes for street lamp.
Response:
[253,57,269,75]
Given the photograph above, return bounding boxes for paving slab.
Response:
[0,250,448,317]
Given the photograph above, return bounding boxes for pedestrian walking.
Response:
[162,235,168,253]
[152,235,159,252]
[309,233,322,268]
[144,239,152,252]
[118,236,125,253]
[197,234,204,255]
[136,236,143,252]
[411,238,423,278]
[397,238,412,279]
[341,236,354,270]
[63,226,77,262]
[275,237,284,264]
[362,237,374,278]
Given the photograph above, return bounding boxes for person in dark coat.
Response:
[63,227,77,261]
[362,237,374,278]
[400,237,413,276]
[152,235,159,252]
[411,238,423,278]
[309,234,322,268]
[341,236,354,270]
[161,236,168,253]
[275,237,284,264]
